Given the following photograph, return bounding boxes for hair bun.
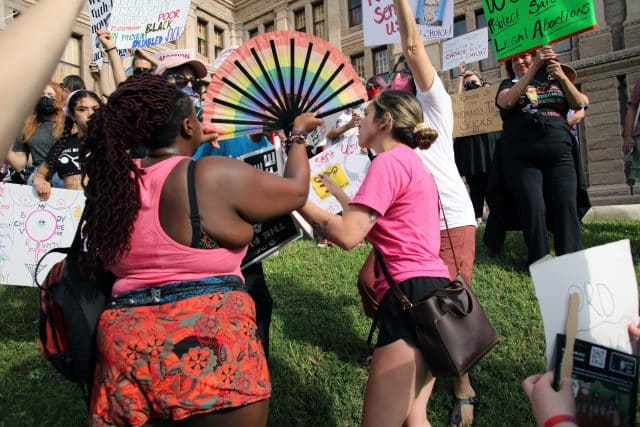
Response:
[413,122,438,150]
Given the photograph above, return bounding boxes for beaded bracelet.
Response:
[290,129,308,138]
[543,414,578,427]
[284,135,306,155]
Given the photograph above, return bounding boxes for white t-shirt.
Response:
[415,75,477,230]
[328,110,359,146]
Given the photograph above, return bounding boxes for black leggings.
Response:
[500,139,583,264]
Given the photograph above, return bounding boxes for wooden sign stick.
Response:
[560,292,581,381]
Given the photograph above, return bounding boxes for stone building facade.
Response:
[2,0,639,204]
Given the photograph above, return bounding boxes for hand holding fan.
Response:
[204,31,367,139]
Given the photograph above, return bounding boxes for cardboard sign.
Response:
[0,184,85,287]
[108,0,191,50]
[529,240,639,366]
[308,133,371,214]
[442,28,489,71]
[451,85,502,137]
[363,0,453,47]
[238,147,303,268]
[480,0,598,61]
[156,48,194,62]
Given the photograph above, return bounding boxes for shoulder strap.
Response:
[374,249,413,310]
[187,160,202,248]
[440,197,461,276]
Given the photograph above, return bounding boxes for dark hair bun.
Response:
[413,123,438,150]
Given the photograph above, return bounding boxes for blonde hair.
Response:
[21,81,66,143]
[372,90,438,150]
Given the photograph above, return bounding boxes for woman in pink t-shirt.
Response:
[300,90,450,427]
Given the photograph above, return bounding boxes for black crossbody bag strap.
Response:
[187,160,202,248]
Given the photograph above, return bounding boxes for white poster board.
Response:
[0,184,85,287]
[156,48,194,62]
[442,28,488,71]
[529,240,639,366]
[108,0,191,50]
[363,0,453,47]
[308,134,371,214]
[88,0,128,67]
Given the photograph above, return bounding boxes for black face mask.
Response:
[464,81,482,91]
[36,96,57,116]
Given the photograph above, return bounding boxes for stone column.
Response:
[275,4,289,31]
[624,0,640,48]
[326,0,341,46]
[578,0,612,57]
[581,76,626,187]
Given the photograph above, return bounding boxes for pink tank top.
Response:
[111,156,247,296]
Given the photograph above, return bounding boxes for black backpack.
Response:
[35,217,114,404]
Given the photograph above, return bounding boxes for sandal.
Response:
[450,395,480,426]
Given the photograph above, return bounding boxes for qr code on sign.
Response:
[589,347,607,369]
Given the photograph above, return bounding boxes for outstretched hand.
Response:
[96,28,116,51]
[292,113,323,134]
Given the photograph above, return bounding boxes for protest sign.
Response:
[451,85,502,138]
[442,28,488,71]
[480,0,598,61]
[211,46,239,74]
[0,184,85,287]
[529,240,639,367]
[308,134,371,214]
[156,48,194,62]
[88,0,130,67]
[363,0,453,47]
[238,147,303,268]
[108,0,191,50]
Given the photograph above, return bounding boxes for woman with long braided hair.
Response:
[81,74,321,426]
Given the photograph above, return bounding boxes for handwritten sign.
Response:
[442,28,489,71]
[238,147,303,268]
[0,184,85,287]
[480,0,598,61]
[530,240,639,366]
[211,46,240,74]
[88,0,130,67]
[108,0,191,50]
[308,134,371,214]
[451,85,502,137]
[363,0,453,47]
[156,48,194,62]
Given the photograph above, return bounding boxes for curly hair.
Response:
[79,74,191,272]
[21,81,66,142]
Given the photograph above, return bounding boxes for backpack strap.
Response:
[187,160,202,248]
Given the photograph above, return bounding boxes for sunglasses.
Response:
[133,67,152,76]
[366,83,382,90]
[166,74,201,90]
[395,68,412,77]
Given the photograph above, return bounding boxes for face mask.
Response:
[36,96,57,116]
[464,81,482,91]
[389,77,414,94]
[367,87,382,100]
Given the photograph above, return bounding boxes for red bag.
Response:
[357,249,378,319]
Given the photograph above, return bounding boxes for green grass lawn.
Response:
[1,220,639,426]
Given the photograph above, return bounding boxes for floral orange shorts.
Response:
[89,287,270,426]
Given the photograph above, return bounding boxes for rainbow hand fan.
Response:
[204,31,367,139]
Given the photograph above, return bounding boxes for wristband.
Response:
[104,46,117,53]
[290,129,307,138]
[284,135,306,154]
[543,414,578,427]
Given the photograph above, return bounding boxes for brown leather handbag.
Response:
[375,203,499,377]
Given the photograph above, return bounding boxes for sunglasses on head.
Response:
[166,74,200,89]
[133,67,152,76]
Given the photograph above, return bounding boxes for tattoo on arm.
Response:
[358,209,379,232]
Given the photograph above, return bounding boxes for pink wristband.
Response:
[544,414,578,427]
